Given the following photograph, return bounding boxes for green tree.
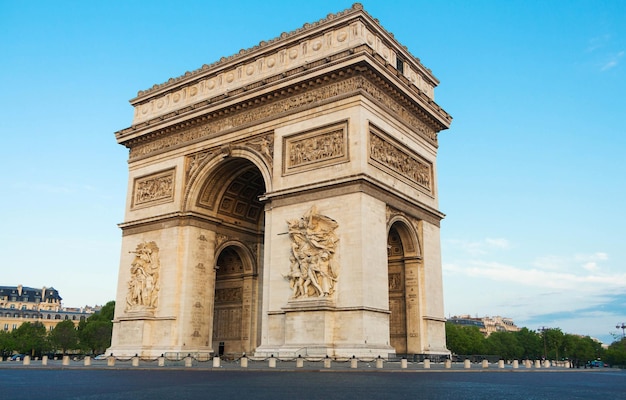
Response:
[78,301,114,355]
[11,322,49,357]
[605,337,626,367]
[542,328,564,360]
[485,331,523,361]
[513,328,542,360]
[445,323,486,355]
[49,320,79,355]
[0,330,16,359]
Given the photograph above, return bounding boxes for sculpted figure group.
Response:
[286,206,339,299]
[126,241,161,311]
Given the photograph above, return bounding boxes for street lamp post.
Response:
[616,323,626,338]
[539,326,549,359]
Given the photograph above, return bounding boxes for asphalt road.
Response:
[0,369,624,399]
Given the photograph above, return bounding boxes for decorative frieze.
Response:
[128,75,438,160]
[370,127,433,194]
[283,121,348,175]
[132,169,175,209]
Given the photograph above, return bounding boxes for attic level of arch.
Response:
[116,50,452,162]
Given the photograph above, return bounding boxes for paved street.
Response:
[0,361,624,399]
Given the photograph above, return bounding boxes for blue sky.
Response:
[1,1,624,344]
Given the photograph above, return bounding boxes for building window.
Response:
[55,315,61,320]
[47,314,51,320]
[64,316,68,320]
[3,324,7,331]
[12,324,17,330]
[21,305,27,310]
[396,57,404,74]
[10,304,15,309]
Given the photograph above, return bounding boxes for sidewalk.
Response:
[0,355,597,372]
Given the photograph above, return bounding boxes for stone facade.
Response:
[108,3,451,359]
[0,285,95,332]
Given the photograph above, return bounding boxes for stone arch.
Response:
[387,215,423,355]
[183,146,272,213]
[212,243,258,356]
[182,152,267,357]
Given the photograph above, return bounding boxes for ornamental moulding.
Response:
[127,73,440,161]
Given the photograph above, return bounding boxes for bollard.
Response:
[482,359,489,369]
[544,360,550,368]
[401,358,408,369]
[512,360,519,369]
[185,355,193,367]
[132,355,139,367]
[84,356,91,366]
[324,356,332,369]
[464,359,471,369]
[350,356,358,369]
[213,356,221,368]
[63,355,70,366]
[423,359,431,369]
[158,355,165,367]
[42,355,48,366]
[23,355,31,366]
[241,355,249,368]
[534,360,541,368]
[268,355,276,368]
[107,355,115,367]
[498,360,504,369]
[445,359,452,369]
[296,356,304,368]
[375,356,383,369]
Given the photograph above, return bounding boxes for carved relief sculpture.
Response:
[370,129,432,193]
[126,241,160,312]
[132,169,175,208]
[285,206,339,299]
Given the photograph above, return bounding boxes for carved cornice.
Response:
[131,3,438,105]
[120,62,449,162]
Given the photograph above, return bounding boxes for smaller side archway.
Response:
[212,242,259,356]
[387,215,423,356]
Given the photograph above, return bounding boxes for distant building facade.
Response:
[448,315,520,337]
[0,285,96,332]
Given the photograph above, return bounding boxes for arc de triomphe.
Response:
[107,3,452,359]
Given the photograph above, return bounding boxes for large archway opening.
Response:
[195,157,267,357]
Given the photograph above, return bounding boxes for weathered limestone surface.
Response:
[107,3,451,359]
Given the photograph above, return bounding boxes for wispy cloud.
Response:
[586,34,611,52]
[601,50,624,71]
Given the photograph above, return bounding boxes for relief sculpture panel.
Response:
[285,206,339,299]
[132,169,175,208]
[283,122,348,175]
[369,126,433,194]
[125,241,160,312]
